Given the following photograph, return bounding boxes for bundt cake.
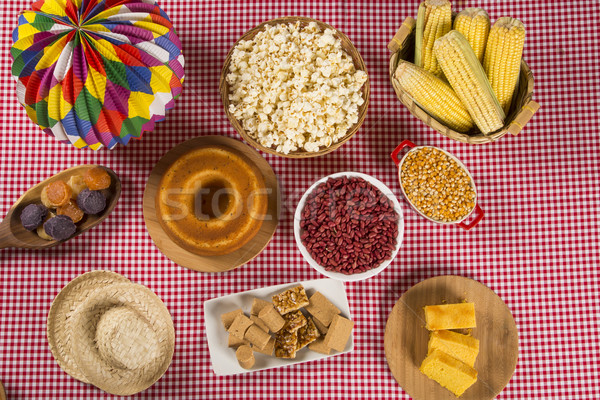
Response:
[156,145,268,256]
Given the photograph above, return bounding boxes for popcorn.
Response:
[227,22,367,154]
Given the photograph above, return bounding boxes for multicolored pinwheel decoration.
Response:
[11,0,184,150]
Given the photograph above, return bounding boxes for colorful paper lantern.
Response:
[11,0,184,150]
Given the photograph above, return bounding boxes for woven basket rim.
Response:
[220,16,370,158]
[46,270,130,383]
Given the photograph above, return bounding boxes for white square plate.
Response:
[204,279,353,375]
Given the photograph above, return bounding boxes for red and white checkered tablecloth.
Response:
[1,0,599,399]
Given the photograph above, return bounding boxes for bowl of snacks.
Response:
[0,165,120,249]
[294,172,404,281]
[388,1,539,144]
[220,17,370,157]
[390,140,483,230]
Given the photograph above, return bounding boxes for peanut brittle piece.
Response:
[296,317,320,350]
[275,329,298,359]
[282,310,307,333]
[272,285,309,314]
[275,344,297,359]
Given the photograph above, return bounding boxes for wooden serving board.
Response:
[0,380,5,400]
[143,136,280,273]
[384,275,518,400]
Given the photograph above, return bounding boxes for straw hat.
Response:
[47,272,175,396]
[47,270,130,383]
[69,282,175,396]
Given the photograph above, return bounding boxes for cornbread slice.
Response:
[250,298,272,315]
[272,285,309,314]
[304,291,341,327]
[296,317,320,350]
[228,314,254,339]
[323,314,354,352]
[420,349,478,397]
[221,309,244,330]
[428,330,480,367]
[424,303,476,330]
[308,337,331,355]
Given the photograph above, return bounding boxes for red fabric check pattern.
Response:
[1,1,599,399]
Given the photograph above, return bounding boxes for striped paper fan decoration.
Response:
[11,0,185,150]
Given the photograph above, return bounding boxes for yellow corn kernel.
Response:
[453,8,490,63]
[400,147,476,223]
[394,61,474,132]
[483,17,526,113]
[434,30,505,134]
[415,0,452,76]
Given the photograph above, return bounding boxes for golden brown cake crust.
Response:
[156,144,268,256]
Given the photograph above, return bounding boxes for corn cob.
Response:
[483,17,526,113]
[394,61,474,132]
[453,8,490,63]
[434,30,505,134]
[415,0,452,76]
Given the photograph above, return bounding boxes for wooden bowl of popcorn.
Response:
[220,17,370,158]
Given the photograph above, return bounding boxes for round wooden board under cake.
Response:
[143,136,280,273]
[384,275,518,400]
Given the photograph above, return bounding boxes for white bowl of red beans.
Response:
[294,172,404,282]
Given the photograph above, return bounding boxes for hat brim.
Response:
[46,270,130,383]
[69,282,175,396]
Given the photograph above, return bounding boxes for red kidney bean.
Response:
[300,176,399,275]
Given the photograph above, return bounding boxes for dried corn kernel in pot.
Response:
[400,147,476,223]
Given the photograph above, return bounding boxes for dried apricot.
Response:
[41,181,72,207]
[84,167,111,190]
[57,200,84,223]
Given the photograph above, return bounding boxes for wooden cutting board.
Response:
[384,275,518,400]
[0,380,6,400]
[143,136,280,273]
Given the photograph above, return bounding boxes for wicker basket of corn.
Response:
[389,2,539,144]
